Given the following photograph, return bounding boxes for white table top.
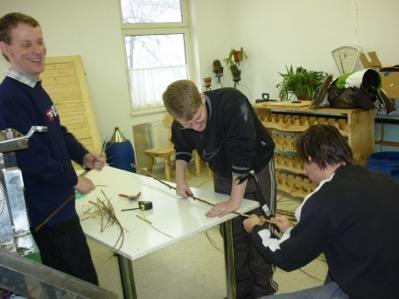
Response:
[75,166,259,260]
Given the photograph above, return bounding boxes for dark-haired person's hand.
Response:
[243,214,266,233]
[271,215,293,233]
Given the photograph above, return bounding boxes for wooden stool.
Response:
[193,151,212,177]
[144,147,174,181]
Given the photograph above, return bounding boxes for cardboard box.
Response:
[360,51,399,99]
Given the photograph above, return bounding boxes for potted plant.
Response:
[203,76,212,89]
[224,47,247,85]
[212,59,223,83]
[230,64,241,83]
[276,65,326,101]
[224,47,247,68]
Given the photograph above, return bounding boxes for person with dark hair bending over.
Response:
[244,124,399,299]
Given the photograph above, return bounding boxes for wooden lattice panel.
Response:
[41,56,102,166]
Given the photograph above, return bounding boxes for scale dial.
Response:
[332,45,362,74]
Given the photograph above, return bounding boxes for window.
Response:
[120,0,191,111]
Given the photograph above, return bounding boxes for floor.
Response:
[88,164,328,299]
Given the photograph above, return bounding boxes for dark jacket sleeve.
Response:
[250,197,330,271]
[0,98,78,187]
[223,96,257,176]
[171,122,194,163]
[61,125,88,165]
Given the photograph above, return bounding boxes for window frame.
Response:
[119,0,194,115]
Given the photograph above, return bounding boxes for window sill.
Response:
[130,106,167,117]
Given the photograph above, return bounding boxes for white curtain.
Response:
[130,64,188,109]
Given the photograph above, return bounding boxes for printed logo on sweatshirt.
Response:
[45,105,58,122]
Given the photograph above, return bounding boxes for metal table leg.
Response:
[221,219,236,299]
[117,254,138,299]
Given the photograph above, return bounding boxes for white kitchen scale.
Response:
[332,45,363,74]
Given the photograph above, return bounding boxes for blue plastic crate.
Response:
[368,151,399,181]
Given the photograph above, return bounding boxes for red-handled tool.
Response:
[118,192,141,201]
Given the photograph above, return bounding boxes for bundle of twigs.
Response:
[82,189,127,251]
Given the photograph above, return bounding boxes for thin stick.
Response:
[79,169,90,177]
[35,144,109,232]
[34,193,75,232]
[136,214,174,238]
[132,163,268,220]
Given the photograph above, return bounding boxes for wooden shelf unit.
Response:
[255,104,375,198]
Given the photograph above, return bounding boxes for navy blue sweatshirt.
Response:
[0,76,88,227]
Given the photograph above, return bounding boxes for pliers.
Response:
[118,191,141,201]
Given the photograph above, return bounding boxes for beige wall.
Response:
[1,0,399,145]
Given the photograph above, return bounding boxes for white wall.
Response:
[1,0,399,145]
[189,0,233,90]
[226,0,399,100]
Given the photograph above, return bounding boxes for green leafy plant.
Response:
[224,47,247,83]
[224,47,247,68]
[277,65,326,101]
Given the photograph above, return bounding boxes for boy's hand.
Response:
[206,200,240,218]
[176,182,193,198]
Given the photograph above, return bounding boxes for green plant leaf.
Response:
[276,65,326,101]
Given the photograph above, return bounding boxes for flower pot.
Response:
[233,50,241,63]
[213,60,223,75]
[230,64,241,83]
[203,77,212,88]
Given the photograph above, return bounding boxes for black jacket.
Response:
[172,88,274,178]
[251,164,399,299]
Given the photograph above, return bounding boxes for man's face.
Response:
[303,161,325,184]
[177,97,207,132]
[0,23,46,78]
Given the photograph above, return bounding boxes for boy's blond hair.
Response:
[162,80,202,121]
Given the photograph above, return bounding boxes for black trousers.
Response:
[31,215,98,285]
[214,160,278,299]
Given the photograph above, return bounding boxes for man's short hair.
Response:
[0,12,40,44]
[162,80,202,121]
[296,124,353,168]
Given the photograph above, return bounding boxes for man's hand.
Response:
[243,214,267,233]
[83,152,105,170]
[75,176,95,194]
[271,215,293,233]
[176,182,193,198]
[205,200,240,218]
